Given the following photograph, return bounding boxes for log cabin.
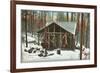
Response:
[37,21,77,50]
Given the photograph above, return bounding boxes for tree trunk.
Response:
[25,11,28,47]
[80,13,84,60]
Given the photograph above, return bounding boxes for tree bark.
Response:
[25,11,28,47]
[80,13,84,60]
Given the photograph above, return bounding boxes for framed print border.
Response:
[10,0,97,73]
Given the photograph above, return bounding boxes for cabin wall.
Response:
[38,29,75,50]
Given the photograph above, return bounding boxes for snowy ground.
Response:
[21,43,80,63]
[21,33,90,63]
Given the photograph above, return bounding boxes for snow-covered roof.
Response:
[38,21,77,35]
[56,22,77,35]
